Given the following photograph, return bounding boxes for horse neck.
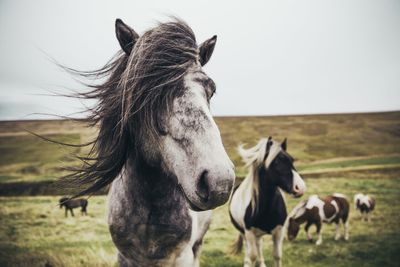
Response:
[108,154,193,264]
[125,155,186,211]
[292,205,308,224]
[112,154,190,225]
[254,167,280,212]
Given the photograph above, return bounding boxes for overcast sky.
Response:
[0,0,399,120]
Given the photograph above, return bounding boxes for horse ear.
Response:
[267,136,272,145]
[281,138,287,151]
[199,35,217,66]
[263,136,273,161]
[115,19,139,55]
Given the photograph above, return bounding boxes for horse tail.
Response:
[230,234,243,255]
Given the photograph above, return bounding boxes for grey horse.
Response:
[61,18,235,267]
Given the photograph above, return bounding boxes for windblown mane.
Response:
[61,19,199,197]
[238,138,282,214]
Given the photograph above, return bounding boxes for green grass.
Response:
[0,196,116,267]
[201,176,400,267]
[297,155,400,172]
[0,133,80,184]
[0,176,399,267]
[0,134,80,166]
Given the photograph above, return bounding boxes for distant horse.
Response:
[61,18,235,266]
[354,193,376,221]
[229,137,306,267]
[287,193,350,245]
[59,197,88,217]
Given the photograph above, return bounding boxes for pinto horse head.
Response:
[239,137,306,199]
[264,138,306,197]
[287,217,301,241]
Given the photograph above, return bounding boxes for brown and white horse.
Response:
[287,193,349,245]
[354,193,376,222]
[229,137,306,267]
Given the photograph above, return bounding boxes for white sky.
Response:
[0,0,399,120]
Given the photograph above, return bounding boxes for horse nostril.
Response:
[294,185,300,192]
[196,170,210,202]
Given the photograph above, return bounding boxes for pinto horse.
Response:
[60,18,235,266]
[287,193,350,245]
[354,193,376,221]
[229,137,306,267]
[59,197,88,217]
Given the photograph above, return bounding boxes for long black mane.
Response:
[60,19,199,197]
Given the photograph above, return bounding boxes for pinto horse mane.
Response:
[52,19,199,197]
[237,137,282,214]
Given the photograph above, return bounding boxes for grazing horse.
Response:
[59,197,88,217]
[354,193,376,221]
[229,137,306,267]
[62,19,235,267]
[287,193,350,245]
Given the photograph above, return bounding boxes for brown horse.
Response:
[287,193,350,245]
[59,197,88,217]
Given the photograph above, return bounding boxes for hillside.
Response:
[0,111,399,192]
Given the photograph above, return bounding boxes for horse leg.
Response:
[304,222,313,242]
[193,245,201,267]
[315,221,323,245]
[367,212,371,222]
[65,208,68,218]
[175,244,195,267]
[272,225,283,267]
[191,238,204,267]
[341,212,350,241]
[82,203,88,215]
[256,237,266,267]
[343,219,349,241]
[243,230,257,267]
[334,221,341,240]
[70,208,74,217]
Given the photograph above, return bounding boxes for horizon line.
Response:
[0,109,399,123]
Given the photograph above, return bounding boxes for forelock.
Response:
[119,19,200,137]
[264,141,282,168]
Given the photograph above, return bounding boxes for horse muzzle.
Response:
[185,168,235,211]
[292,170,306,197]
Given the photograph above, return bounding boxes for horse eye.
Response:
[207,88,215,101]
[210,89,215,99]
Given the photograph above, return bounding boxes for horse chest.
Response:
[108,179,193,266]
[244,191,287,234]
[359,203,371,212]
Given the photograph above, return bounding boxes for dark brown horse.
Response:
[287,193,350,245]
[59,197,88,217]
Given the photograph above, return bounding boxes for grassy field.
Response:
[1,176,399,267]
[0,111,399,266]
